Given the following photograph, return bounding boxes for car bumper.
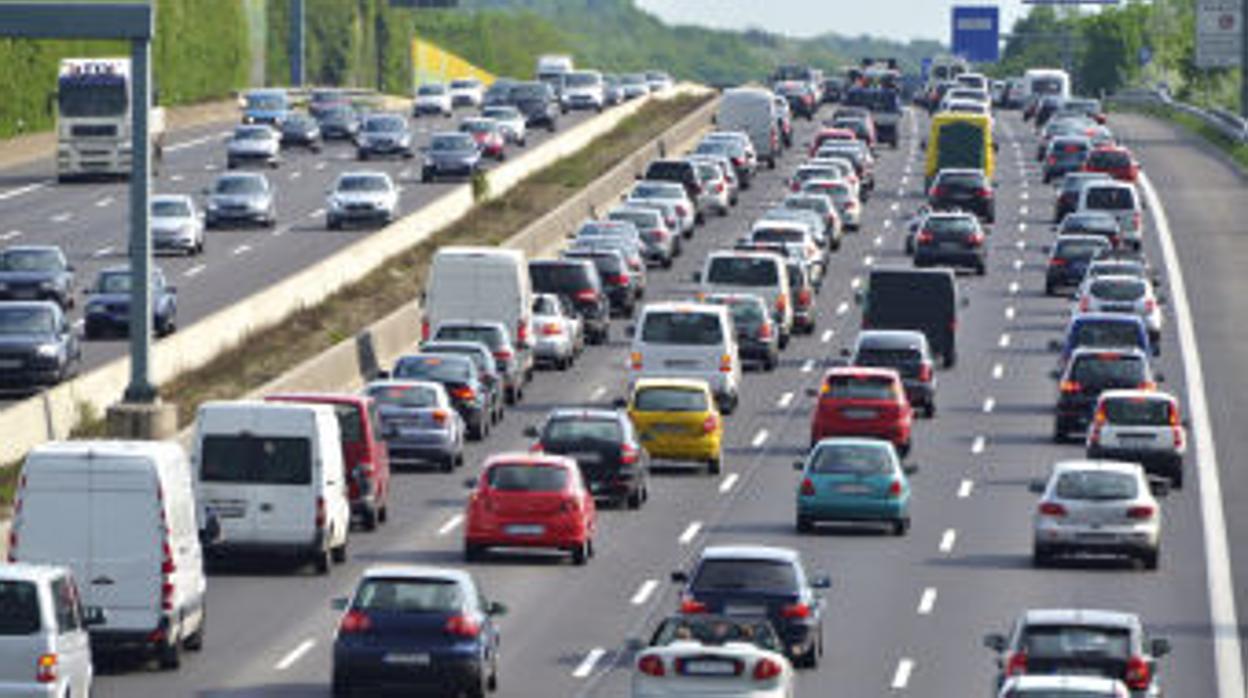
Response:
[335,645,484,695]
[227,152,277,166]
[466,521,588,550]
[534,336,573,360]
[632,680,788,698]
[207,208,268,223]
[812,421,910,447]
[153,234,198,251]
[330,206,392,223]
[902,382,935,408]
[1034,523,1158,552]
[1087,446,1182,475]
[798,496,907,521]
[914,249,984,270]
[386,432,458,464]
[636,431,721,462]
[85,313,130,335]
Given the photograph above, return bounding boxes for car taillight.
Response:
[680,597,708,614]
[315,495,326,530]
[929,186,945,198]
[608,273,630,286]
[887,480,903,498]
[918,364,932,382]
[719,354,733,373]
[620,444,639,465]
[800,478,815,496]
[715,181,724,193]
[338,610,372,635]
[1005,651,1028,676]
[1125,655,1151,690]
[732,156,743,167]
[638,654,666,677]
[968,232,985,247]
[451,386,476,401]
[675,204,687,217]
[1144,298,1156,313]
[650,228,669,241]
[917,231,933,245]
[432,409,449,425]
[1127,505,1156,519]
[1038,502,1067,517]
[421,319,431,342]
[758,322,773,340]
[559,497,580,513]
[574,289,598,303]
[517,318,530,346]
[541,322,561,336]
[630,352,643,370]
[1139,381,1157,391]
[703,414,719,434]
[445,613,481,638]
[1049,258,1067,267]
[780,602,811,619]
[1059,380,1082,394]
[1079,297,1091,313]
[775,294,787,312]
[976,188,991,198]
[493,349,514,363]
[753,657,783,681]
[1047,155,1057,165]
[35,653,57,684]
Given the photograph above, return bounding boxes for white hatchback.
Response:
[631,615,794,698]
[0,564,100,698]
[1087,389,1187,489]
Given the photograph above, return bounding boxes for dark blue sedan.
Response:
[83,266,177,339]
[332,566,504,697]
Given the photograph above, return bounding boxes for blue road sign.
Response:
[951,6,1000,63]
[921,57,933,81]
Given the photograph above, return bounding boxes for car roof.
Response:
[361,565,474,587]
[1068,345,1148,360]
[420,340,490,353]
[824,366,901,380]
[813,436,897,451]
[1051,459,1145,477]
[1098,388,1177,404]
[856,330,928,350]
[482,452,576,469]
[1019,608,1141,629]
[267,392,368,407]
[435,320,507,331]
[700,545,801,564]
[366,379,446,392]
[547,408,623,422]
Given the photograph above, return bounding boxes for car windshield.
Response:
[432,134,474,150]
[633,183,682,199]
[0,249,61,272]
[651,616,781,652]
[483,107,519,120]
[422,345,494,375]
[564,73,598,87]
[353,577,462,613]
[200,434,312,485]
[1090,279,1145,302]
[246,94,284,111]
[365,117,404,133]
[460,120,494,134]
[640,311,723,345]
[0,580,40,635]
[809,442,893,475]
[96,271,132,293]
[752,228,805,245]
[511,84,547,101]
[706,297,765,329]
[337,175,389,192]
[1063,174,1108,192]
[695,141,730,156]
[152,199,191,218]
[282,116,314,129]
[1071,322,1142,349]
[691,559,798,593]
[1021,624,1132,661]
[1085,187,1135,210]
[531,263,595,292]
[1089,262,1144,279]
[0,306,56,335]
[418,84,445,95]
[451,80,476,90]
[1071,354,1146,386]
[367,383,440,408]
[1055,239,1108,260]
[1090,151,1131,168]
[393,356,472,383]
[706,256,778,286]
[927,216,977,234]
[785,197,830,214]
[937,172,984,188]
[234,127,271,141]
[1104,398,1172,426]
[544,417,622,444]
[1062,215,1119,235]
[633,387,708,412]
[825,375,896,400]
[1055,470,1139,500]
[215,176,264,195]
[434,326,502,349]
[487,464,568,492]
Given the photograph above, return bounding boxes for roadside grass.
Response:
[1113,103,1248,172]
[161,94,710,427]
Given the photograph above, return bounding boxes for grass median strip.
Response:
[160,94,710,428]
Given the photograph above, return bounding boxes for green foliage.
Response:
[0,0,251,139]
[265,0,413,92]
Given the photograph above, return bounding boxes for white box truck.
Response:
[55,58,166,182]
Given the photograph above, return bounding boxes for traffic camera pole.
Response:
[123,34,156,403]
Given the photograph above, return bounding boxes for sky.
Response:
[633,0,1031,44]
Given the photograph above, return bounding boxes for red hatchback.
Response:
[807,367,914,456]
[809,127,856,156]
[1082,146,1139,183]
[266,393,391,530]
[464,454,597,565]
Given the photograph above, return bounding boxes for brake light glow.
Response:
[338,610,372,635]
[719,354,734,373]
[630,352,643,371]
[758,322,773,340]
[1127,505,1155,519]
[800,478,815,496]
[445,613,481,638]
[753,657,783,680]
[517,318,530,346]
[918,364,932,382]
[493,349,514,362]
[703,414,719,434]
[797,288,812,307]
[916,231,933,245]
[775,294,787,312]
[35,654,57,684]
[887,480,903,498]
[1038,502,1067,517]
[608,273,630,286]
[780,602,811,619]
[1059,380,1082,393]
[620,445,639,465]
[574,289,598,303]
[680,598,708,614]
[968,232,985,246]
[451,386,476,401]
[638,654,666,677]
[1005,651,1028,676]
[421,319,431,342]
[432,409,449,425]
[541,322,561,336]
[1125,655,1151,690]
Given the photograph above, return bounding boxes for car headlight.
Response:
[38,281,55,290]
[329,196,344,210]
[36,343,60,358]
[207,201,220,211]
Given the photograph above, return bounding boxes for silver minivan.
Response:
[0,564,100,696]
[717,88,780,169]
[628,302,742,413]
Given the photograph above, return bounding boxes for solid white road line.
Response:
[751,429,769,448]
[891,658,915,690]
[678,521,702,545]
[1139,171,1245,698]
[971,436,986,454]
[232,244,252,256]
[992,363,1004,380]
[719,473,739,494]
[778,391,794,408]
[275,639,315,671]
[982,397,995,414]
[437,513,464,536]
[630,580,658,606]
[572,648,606,679]
[184,264,206,278]
[958,479,974,499]
[0,182,48,201]
[821,329,834,343]
[917,588,937,615]
[939,529,957,554]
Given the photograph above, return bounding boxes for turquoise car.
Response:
[795,438,916,535]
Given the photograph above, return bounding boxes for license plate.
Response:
[664,359,700,369]
[9,289,37,299]
[210,501,246,518]
[651,423,686,433]
[837,483,872,494]
[682,660,737,676]
[0,358,22,369]
[842,408,877,420]
[1119,434,1156,443]
[505,524,545,536]
[1078,532,1119,542]
[570,451,602,465]
[938,241,963,251]
[399,427,428,438]
[383,652,430,666]
[723,604,766,616]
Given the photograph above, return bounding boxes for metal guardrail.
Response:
[1110,88,1248,144]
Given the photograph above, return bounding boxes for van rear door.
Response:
[200,431,315,547]
[12,464,90,602]
[88,464,161,631]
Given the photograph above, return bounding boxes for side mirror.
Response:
[810,575,832,589]
[983,633,1008,652]
[961,296,971,308]
[486,601,508,616]
[331,597,349,611]
[1041,245,1052,254]
[839,347,851,358]
[463,477,478,490]
[793,460,805,471]
[66,264,75,272]
[1155,372,1166,383]
[624,324,636,338]
[670,570,688,584]
[1028,479,1048,494]
[167,285,178,294]
[903,464,919,476]
[1150,637,1171,657]
[82,606,107,627]
[805,387,819,398]
[522,425,540,438]
[199,508,222,546]
[1148,476,1171,498]
[375,369,391,380]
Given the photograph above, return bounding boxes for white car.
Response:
[226,124,281,169]
[627,180,696,237]
[632,615,794,698]
[481,105,527,146]
[1087,389,1187,489]
[0,564,99,698]
[561,70,606,112]
[449,78,484,108]
[1030,459,1167,569]
[326,171,399,229]
[151,194,205,255]
[413,83,452,117]
[1073,274,1164,345]
[802,178,860,231]
[999,675,1130,697]
[531,292,582,369]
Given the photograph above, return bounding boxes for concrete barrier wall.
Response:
[0,87,703,466]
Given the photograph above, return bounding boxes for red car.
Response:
[1082,146,1139,183]
[460,117,506,161]
[266,393,392,530]
[807,367,914,456]
[464,454,597,564]
[809,127,856,156]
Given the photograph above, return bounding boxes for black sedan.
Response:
[524,408,650,508]
[0,245,75,309]
[83,266,178,339]
[0,301,80,389]
[279,113,323,152]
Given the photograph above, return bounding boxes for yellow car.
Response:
[626,378,723,474]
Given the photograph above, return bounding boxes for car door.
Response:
[51,575,93,696]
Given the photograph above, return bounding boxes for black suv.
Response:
[0,245,75,309]
[913,211,987,275]
[1054,347,1158,442]
[525,409,649,508]
[642,160,702,220]
[528,259,609,344]
[562,248,636,318]
[509,81,559,132]
[928,168,995,223]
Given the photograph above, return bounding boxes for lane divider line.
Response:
[939,529,957,554]
[718,473,739,494]
[957,479,974,499]
[821,329,834,343]
[992,363,1004,380]
[437,513,464,536]
[971,436,986,455]
[572,648,606,679]
[678,521,702,545]
[777,391,794,408]
[751,429,769,448]
[982,397,995,414]
[275,639,315,671]
[917,588,937,616]
[998,333,1011,348]
[630,579,658,606]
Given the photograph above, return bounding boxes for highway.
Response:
[0,105,599,402]
[83,101,1233,696]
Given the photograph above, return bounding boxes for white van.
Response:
[628,302,741,413]
[424,246,535,378]
[0,564,99,695]
[192,401,351,575]
[1077,181,1143,249]
[717,88,780,169]
[536,54,574,79]
[9,440,207,669]
[696,250,794,345]
[1023,68,1071,107]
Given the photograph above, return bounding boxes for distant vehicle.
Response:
[927,168,995,224]
[1022,68,1072,119]
[83,266,177,339]
[421,131,483,181]
[0,245,75,308]
[1077,181,1143,250]
[629,302,742,413]
[0,563,101,696]
[326,171,398,229]
[413,83,453,117]
[808,367,914,455]
[226,124,281,170]
[1055,172,1112,222]
[203,172,277,229]
[481,105,527,146]
[509,81,560,132]
[1073,275,1164,345]
[390,353,492,440]
[55,58,166,181]
[525,408,649,508]
[422,247,534,374]
[307,88,345,118]
[700,292,779,371]
[530,292,582,369]
[696,251,793,346]
[717,88,781,169]
[1053,347,1159,442]
[1083,146,1140,183]
[459,117,507,160]
[527,259,610,344]
[536,54,575,82]
[241,87,290,125]
[849,330,936,417]
[417,340,506,426]
[363,379,466,472]
[1044,235,1113,295]
[1088,389,1186,488]
[1043,136,1092,183]
[449,77,485,108]
[356,113,415,160]
[603,73,624,105]
[645,70,674,92]
[316,104,361,140]
[0,302,80,388]
[924,112,994,186]
[1052,313,1153,376]
[278,113,323,153]
[431,320,529,405]
[561,70,606,112]
[483,77,516,107]
[151,194,206,255]
[859,268,961,367]
[620,73,651,100]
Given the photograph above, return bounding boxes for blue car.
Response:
[1053,312,1153,374]
[795,438,916,535]
[332,566,504,697]
[241,88,290,125]
[83,266,177,339]
[363,379,465,472]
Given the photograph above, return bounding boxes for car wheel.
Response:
[331,537,348,564]
[571,541,589,566]
[897,441,911,458]
[331,672,351,698]
[1170,466,1183,490]
[707,457,722,476]
[1141,547,1160,571]
[440,455,455,473]
[378,504,389,523]
[157,637,181,670]
[184,615,204,652]
[626,487,644,510]
[796,516,814,534]
[1032,544,1050,568]
[892,517,910,536]
[924,402,936,418]
[464,544,486,562]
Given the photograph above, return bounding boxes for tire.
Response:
[470,418,488,441]
[626,488,643,510]
[184,616,204,651]
[1141,547,1160,571]
[157,638,181,670]
[1032,545,1051,568]
[897,441,911,458]
[892,517,910,536]
[707,457,722,475]
[331,537,348,564]
[571,540,589,566]
[1170,466,1183,490]
[924,402,936,419]
[796,516,814,534]
[314,545,331,575]
[440,455,455,473]
[464,544,485,562]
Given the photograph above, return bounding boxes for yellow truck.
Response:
[924,112,994,187]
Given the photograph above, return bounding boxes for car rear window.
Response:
[646,162,692,181]
[545,418,622,444]
[1071,322,1143,350]
[393,356,472,383]
[353,577,462,613]
[752,227,806,245]
[200,434,313,485]
[1085,187,1136,211]
[855,347,922,376]
[691,559,798,593]
[1021,624,1132,661]
[0,580,41,635]
[1071,355,1146,387]
[1090,279,1145,302]
[1055,470,1139,500]
[825,375,896,400]
[1089,151,1131,168]
[652,616,782,652]
[367,384,440,408]
[487,464,568,492]
[434,326,504,349]
[1104,398,1172,426]
[531,262,597,293]
[633,387,708,412]
[1055,239,1109,259]
[927,217,977,235]
[809,443,892,475]
[641,311,724,345]
[707,256,779,286]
